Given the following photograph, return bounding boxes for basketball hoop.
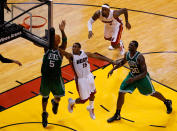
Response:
[21,15,47,29]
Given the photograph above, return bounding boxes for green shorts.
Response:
[120,73,155,95]
[40,76,65,98]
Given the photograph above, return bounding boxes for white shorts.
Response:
[104,20,123,45]
[76,73,96,100]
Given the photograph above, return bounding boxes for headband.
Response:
[102,5,110,9]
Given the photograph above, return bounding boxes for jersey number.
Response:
[49,60,55,67]
[131,68,140,73]
[83,63,87,68]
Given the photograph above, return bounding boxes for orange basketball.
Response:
[55,34,61,46]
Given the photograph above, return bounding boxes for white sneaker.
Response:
[68,98,75,113]
[87,106,96,120]
[108,45,115,50]
[119,41,125,55]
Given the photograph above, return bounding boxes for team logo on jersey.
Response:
[77,57,88,64]
[48,53,59,60]
[128,61,137,67]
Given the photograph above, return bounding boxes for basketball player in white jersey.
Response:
[88,4,131,55]
[59,42,114,120]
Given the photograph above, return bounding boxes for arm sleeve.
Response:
[88,18,95,31]
[0,54,13,63]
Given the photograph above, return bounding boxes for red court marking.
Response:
[0,55,110,110]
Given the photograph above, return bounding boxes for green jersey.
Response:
[41,49,62,78]
[126,51,141,76]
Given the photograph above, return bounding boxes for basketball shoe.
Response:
[107,113,121,123]
[87,105,96,120]
[42,112,48,128]
[108,45,115,50]
[164,99,172,114]
[68,98,75,113]
[51,99,59,114]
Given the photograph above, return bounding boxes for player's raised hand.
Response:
[59,20,66,31]
[88,31,94,39]
[125,21,131,30]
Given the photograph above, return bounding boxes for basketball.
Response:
[55,34,61,46]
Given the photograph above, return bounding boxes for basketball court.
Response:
[0,0,177,130]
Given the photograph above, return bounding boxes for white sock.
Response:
[73,99,76,104]
[89,101,94,109]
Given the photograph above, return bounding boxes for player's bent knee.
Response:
[79,99,88,103]
[104,37,112,41]
[119,91,125,95]
[42,96,49,103]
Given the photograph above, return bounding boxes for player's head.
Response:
[72,42,81,54]
[54,34,61,48]
[128,40,138,52]
[101,4,110,17]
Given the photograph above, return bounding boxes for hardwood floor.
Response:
[1,0,177,92]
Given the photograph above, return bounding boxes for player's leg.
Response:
[42,97,49,128]
[107,73,136,123]
[111,23,124,55]
[151,92,172,114]
[68,78,88,113]
[51,76,65,114]
[104,24,114,50]
[137,73,172,114]
[40,78,50,128]
[86,73,96,119]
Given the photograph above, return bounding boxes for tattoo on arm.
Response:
[113,8,128,22]
[92,10,100,21]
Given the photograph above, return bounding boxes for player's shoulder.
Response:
[137,52,145,60]
[94,10,101,16]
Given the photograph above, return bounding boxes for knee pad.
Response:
[42,96,49,103]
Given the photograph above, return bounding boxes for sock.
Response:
[72,99,76,104]
[89,101,94,108]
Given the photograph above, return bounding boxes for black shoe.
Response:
[51,99,59,114]
[42,112,48,128]
[107,114,121,123]
[164,99,172,114]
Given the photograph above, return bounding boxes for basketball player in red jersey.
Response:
[88,3,131,55]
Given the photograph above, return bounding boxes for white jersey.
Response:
[99,9,122,25]
[73,50,91,78]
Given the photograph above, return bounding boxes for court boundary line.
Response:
[0,52,176,112]
[0,122,77,130]
[7,2,177,20]
[0,53,174,128]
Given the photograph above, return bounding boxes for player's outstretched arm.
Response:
[107,53,127,78]
[59,20,67,50]
[58,48,73,60]
[85,52,114,64]
[88,10,100,39]
[12,60,22,66]
[0,54,22,66]
[113,8,131,30]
